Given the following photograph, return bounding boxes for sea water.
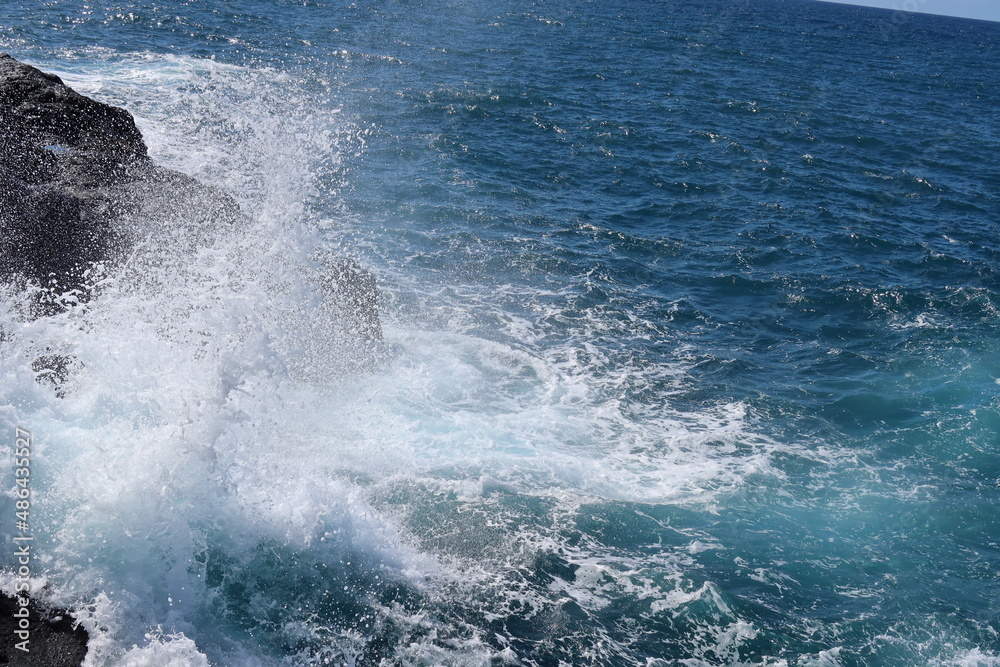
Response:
[1,0,998,665]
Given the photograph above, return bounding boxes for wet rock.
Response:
[0,594,88,666]
[0,53,242,312]
[0,54,146,191]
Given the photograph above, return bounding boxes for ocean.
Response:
[1,0,998,665]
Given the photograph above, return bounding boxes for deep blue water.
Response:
[2,1,999,665]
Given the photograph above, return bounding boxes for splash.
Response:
[2,53,798,665]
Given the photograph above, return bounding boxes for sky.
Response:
[818,0,1000,23]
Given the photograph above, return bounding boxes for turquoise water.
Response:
[1,1,999,665]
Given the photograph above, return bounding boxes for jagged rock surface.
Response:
[0,53,241,312]
[0,595,89,666]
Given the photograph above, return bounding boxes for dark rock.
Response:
[0,171,108,310]
[0,54,146,192]
[0,53,242,312]
[0,594,88,666]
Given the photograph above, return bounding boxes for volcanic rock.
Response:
[0,53,241,314]
[0,594,88,666]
